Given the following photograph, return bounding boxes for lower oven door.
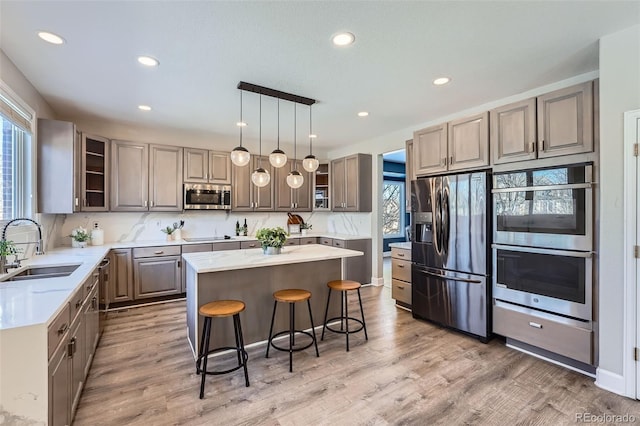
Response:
[412,265,489,339]
[493,244,593,321]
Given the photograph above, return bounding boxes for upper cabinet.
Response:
[274,159,313,212]
[231,156,275,211]
[491,81,594,165]
[413,113,489,176]
[111,141,182,212]
[332,153,372,212]
[184,148,231,184]
[314,163,330,210]
[38,119,110,213]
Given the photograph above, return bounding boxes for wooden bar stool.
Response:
[265,289,320,372]
[196,300,249,399]
[321,280,368,351]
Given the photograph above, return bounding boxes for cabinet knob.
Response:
[530,142,536,153]
[541,140,546,151]
[154,250,164,254]
[397,286,404,290]
[398,253,405,257]
[398,264,404,268]
[144,200,148,207]
[75,198,79,207]
[150,200,154,207]
[449,156,453,166]
[528,321,543,329]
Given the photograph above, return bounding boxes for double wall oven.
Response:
[492,164,594,321]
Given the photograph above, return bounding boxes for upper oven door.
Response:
[492,164,593,251]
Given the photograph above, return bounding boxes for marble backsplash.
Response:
[51,211,371,247]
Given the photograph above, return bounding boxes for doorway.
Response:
[381,149,408,287]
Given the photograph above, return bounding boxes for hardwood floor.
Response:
[74,286,639,425]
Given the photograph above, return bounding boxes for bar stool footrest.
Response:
[269,330,316,353]
[196,346,249,376]
[324,316,365,334]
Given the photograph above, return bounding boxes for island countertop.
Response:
[182,244,364,273]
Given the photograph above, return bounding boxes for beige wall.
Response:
[597,24,640,391]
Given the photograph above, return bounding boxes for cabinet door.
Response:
[184,148,208,183]
[84,285,99,376]
[110,249,133,302]
[331,158,345,210]
[111,141,149,211]
[69,316,85,418]
[149,145,183,211]
[231,162,253,211]
[209,151,232,184]
[314,163,330,210]
[537,81,593,158]
[344,155,360,211]
[448,112,489,171]
[294,161,313,212]
[253,156,275,211]
[413,124,447,175]
[490,99,537,164]
[81,134,110,211]
[133,256,182,299]
[274,160,294,212]
[48,339,70,426]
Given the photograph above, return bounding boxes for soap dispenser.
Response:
[91,223,104,246]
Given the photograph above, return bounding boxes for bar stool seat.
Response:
[266,289,319,372]
[197,299,249,399]
[321,280,368,351]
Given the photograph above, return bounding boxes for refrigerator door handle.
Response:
[415,267,482,284]
[433,188,442,254]
[442,186,450,256]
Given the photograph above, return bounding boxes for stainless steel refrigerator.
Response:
[411,171,491,341]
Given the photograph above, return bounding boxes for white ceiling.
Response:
[1,1,638,152]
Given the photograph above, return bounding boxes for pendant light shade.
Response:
[302,104,319,172]
[231,90,251,166]
[287,103,304,189]
[252,94,270,187]
[269,99,288,168]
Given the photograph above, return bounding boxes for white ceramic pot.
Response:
[301,229,308,236]
[263,246,282,255]
[72,240,87,248]
[172,229,182,241]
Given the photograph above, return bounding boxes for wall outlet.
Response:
[93,222,99,229]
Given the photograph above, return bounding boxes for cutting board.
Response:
[287,213,304,225]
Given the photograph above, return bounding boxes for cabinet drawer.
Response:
[133,245,181,258]
[83,271,99,296]
[48,304,71,359]
[392,279,411,305]
[69,286,85,322]
[493,303,592,364]
[392,259,411,282]
[213,241,241,251]
[391,247,411,261]
[240,241,260,249]
[332,239,345,248]
[298,237,316,245]
[182,243,213,253]
[285,239,299,246]
[318,237,333,246]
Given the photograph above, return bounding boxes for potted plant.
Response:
[0,239,20,272]
[255,227,288,255]
[70,226,90,248]
[300,223,312,236]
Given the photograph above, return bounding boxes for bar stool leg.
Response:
[357,288,368,340]
[197,316,208,374]
[235,314,250,387]
[307,299,319,357]
[321,289,332,341]
[265,300,278,358]
[289,303,294,373]
[233,314,242,366]
[199,317,212,399]
[340,292,344,331]
[344,290,350,352]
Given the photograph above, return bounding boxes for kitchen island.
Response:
[183,244,364,357]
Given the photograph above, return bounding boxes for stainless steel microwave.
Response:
[184,184,231,210]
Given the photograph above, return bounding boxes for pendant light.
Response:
[251,94,270,187]
[302,104,319,172]
[269,99,288,168]
[286,103,304,189]
[230,90,251,167]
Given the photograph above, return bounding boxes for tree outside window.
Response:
[383,180,404,238]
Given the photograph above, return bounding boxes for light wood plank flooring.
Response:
[74,286,639,425]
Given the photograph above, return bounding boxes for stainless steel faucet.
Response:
[1,218,45,272]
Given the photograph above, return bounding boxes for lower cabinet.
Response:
[391,246,412,308]
[110,249,133,302]
[84,284,100,376]
[49,338,71,426]
[133,246,182,299]
[334,238,372,284]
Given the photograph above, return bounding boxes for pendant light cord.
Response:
[240,90,243,147]
[277,99,280,150]
[293,103,297,163]
[309,104,313,155]
[259,94,262,166]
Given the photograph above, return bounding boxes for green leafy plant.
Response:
[0,239,20,257]
[255,227,288,249]
[161,226,175,235]
[300,223,312,230]
[69,227,90,242]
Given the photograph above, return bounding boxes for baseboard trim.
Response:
[596,367,630,398]
[369,277,385,286]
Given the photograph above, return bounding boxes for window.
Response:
[382,180,405,238]
[0,84,34,221]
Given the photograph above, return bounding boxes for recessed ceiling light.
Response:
[137,56,159,67]
[433,77,451,86]
[358,112,369,117]
[236,121,247,127]
[332,32,355,46]
[309,134,317,138]
[138,105,152,111]
[37,31,65,45]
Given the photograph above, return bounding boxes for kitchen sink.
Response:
[2,264,81,281]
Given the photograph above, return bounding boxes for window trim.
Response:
[382,179,405,239]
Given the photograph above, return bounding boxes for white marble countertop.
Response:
[389,242,411,250]
[183,244,363,273]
